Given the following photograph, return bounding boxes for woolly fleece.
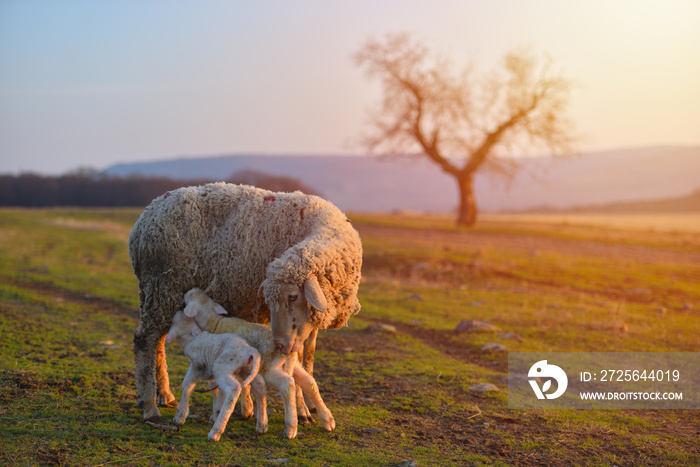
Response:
[129,182,362,337]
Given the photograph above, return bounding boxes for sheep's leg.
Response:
[134,328,162,420]
[293,365,335,432]
[250,375,268,434]
[209,375,241,442]
[173,366,198,426]
[155,334,178,408]
[239,384,254,419]
[266,369,297,439]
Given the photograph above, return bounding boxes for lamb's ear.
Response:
[213,303,228,316]
[304,275,327,313]
[184,303,198,318]
[165,332,175,344]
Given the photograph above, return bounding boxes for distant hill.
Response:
[103,146,700,213]
[550,188,700,214]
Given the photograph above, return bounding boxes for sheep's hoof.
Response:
[240,398,254,418]
[256,423,268,435]
[143,403,162,420]
[208,430,222,442]
[158,395,179,408]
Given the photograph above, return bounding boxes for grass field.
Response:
[0,208,698,466]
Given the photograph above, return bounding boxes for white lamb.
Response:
[165,310,267,441]
[183,287,335,439]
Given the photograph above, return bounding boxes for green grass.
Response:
[0,209,698,465]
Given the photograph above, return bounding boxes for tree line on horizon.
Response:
[0,169,321,207]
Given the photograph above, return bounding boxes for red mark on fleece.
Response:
[215,340,226,358]
[164,192,171,199]
[264,195,276,201]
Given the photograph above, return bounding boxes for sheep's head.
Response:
[259,276,327,355]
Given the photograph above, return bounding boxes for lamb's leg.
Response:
[173,366,198,426]
[302,328,318,376]
[296,343,313,424]
[293,365,335,431]
[209,375,242,442]
[210,380,222,424]
[239,384,254,418]
[134,328,162,420]
[266,369,297,439]
[301,329,318,413]
[155,334,178,408]
[250,375,268,434]
[296,380,312,424]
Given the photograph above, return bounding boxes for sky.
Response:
[1,0,699,175]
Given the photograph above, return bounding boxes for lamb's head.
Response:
[259,276,327,355]
[165,309,202,346]
[183,287,227,318]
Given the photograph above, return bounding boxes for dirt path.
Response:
[6,277,138,320]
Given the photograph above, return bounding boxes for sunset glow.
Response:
[1,1,699,174]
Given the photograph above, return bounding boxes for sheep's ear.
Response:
[165,332,175,344]
[257,279,268,298]
[304,276,327,313]
[184,303,198,318]
[213,303,228,316]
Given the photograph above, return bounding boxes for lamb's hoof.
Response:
[321,416,336,432]
[298,415,314,425]
[282,425,297,439]
[173,415,186,426]
[256,423,268,435]
[208,430,222,442]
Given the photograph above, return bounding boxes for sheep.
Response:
[165,309,267,441]
[183,287,335,439]
[129,183,362,422]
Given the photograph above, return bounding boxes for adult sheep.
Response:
[129,182,362,421]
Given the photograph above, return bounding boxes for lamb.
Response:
[129,183,362,422]
[183,287,335,439]
[165,309,267,441]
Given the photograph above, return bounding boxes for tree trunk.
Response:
[455,174,477,227]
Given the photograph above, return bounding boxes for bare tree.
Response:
[354,33,576,226]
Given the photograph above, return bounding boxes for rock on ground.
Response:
[469,383,499,393]
[455,320,502,333]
